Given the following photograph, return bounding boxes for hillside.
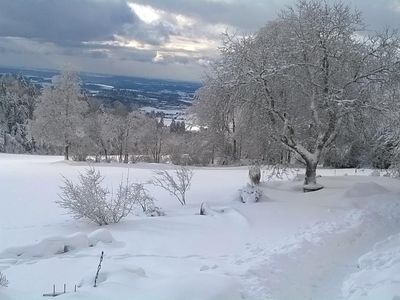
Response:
[0,155,399,299]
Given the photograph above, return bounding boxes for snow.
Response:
[86,83,114,90]
[342,233,400,300]
[88,229,114,246]
[344,182,389,198]
[0,154,399,299]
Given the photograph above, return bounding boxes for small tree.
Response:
[152,166,193,205]
[0,272,8,287]
[57,167,154,225]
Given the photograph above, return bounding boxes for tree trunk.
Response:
[303,159,323,192]
[232,116,237,160]
[211,144,215,165]
[233,138,237,160]
[104,149,108,162]
[64,145,69,160]
[304,160,317,185]
[118,146,123,163]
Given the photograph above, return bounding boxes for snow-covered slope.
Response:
[0,154,399,300]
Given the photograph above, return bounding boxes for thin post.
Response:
[53,284,55,296]
[64,283,66,293]
[74,285,77,292]
[94,251,104,287]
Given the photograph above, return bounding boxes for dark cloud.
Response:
[0,0,135,43]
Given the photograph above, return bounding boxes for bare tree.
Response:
[152,166,194,205]
[57,167,154,225]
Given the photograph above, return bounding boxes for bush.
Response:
[57,168,155,225]
[239,184,262,203]
[384,164,400,178]
[0,272,8,287]
[152,166,193,205]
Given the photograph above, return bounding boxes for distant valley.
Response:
[0,66,201,123]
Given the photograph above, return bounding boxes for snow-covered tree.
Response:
[0,74,38,153]
[192,77,239,163]
[31,70,88,160]
[195,0,400,190]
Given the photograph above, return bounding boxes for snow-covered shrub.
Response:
[249,165,261,185]
[370,170,381,177]
[200,202,212,215]
[239,184,262,203]
[133,183,164,216]
[133,183,154,211]
[0,272,8,287]
[57,168,155,225]
[151,166,193,205]
[384,164,400,178]
[144,205,165,217]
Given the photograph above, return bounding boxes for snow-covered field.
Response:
[0,154,399,300]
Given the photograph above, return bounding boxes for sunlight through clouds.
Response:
[129,2,161,24]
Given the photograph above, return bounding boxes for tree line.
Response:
[0,71,212,165]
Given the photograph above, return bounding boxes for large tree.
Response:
[32,70,88,160]
[195,0,400,190]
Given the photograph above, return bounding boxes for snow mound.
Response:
[342,233,400,300]
[1,230,114,259]
[344,182,389,198]
[239,184,262,203]
[303,183,324,192]
[88,229,114,246]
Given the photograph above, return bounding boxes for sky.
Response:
[0,0,399,82]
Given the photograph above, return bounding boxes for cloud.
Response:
[351,0,400,31]
[128,0,284,31]
[0,0,135,44]
[0,0,399,81]
[121,22,173,46]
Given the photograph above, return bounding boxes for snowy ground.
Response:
[0,154,399,300]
